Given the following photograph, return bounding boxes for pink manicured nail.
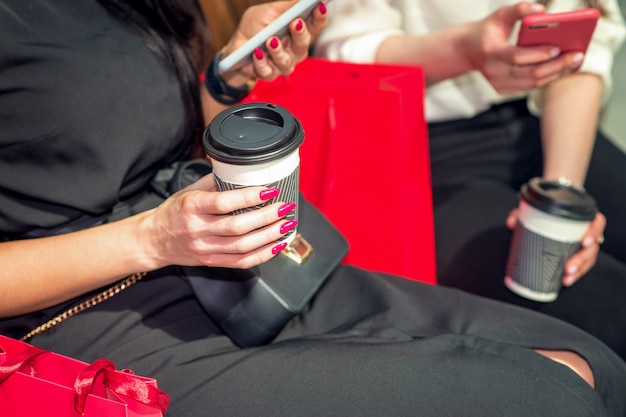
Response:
[280,220,298,234]
[566,264,579,275]
[295,19,303,31]
[529,4,544,12]
[272,242,288,254]
[254,48,263,60]
[269,37,279,49]
[319,3,327,14]
[571,53,584,68]
[260,188,280,201]
[582,236,595,248]
[277,202,296,217]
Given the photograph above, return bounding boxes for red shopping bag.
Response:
[244,58,436,284]
[0,335,170,417]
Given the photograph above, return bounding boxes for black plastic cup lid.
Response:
[521,177,597,221]
[203,102,304,165]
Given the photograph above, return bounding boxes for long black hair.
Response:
[96,0,208,154]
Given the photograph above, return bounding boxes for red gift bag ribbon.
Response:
[0,345,170,414]
[0,345,48,383]
[75,358,171,414]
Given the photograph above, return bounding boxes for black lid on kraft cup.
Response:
[203,102,304,165]
[521,177,598,221]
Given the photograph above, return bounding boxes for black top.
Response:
[0,0,188,237]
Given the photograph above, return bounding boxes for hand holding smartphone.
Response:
[218,0,328,73]
[517,8,600,54]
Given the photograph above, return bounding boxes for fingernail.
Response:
[582,236,595,248]
[567,264,579,275]
[272,242,288,255]
[280,220,298,234]
[260,188,280,201]
[295,19,303,31]
[270,37,279,49]
[562,274,577,287]
[572,53,584,68]
[319,3,327,14]
[254,47,263,60]
[530,4,544,12]
[277,202,296,217]
[550,47,560,58]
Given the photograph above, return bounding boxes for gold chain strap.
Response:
[20,272,147,342]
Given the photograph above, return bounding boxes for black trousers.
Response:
[6,265,626,416]
[429,99,626,358]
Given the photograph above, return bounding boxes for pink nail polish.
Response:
[280,220,298,234]
[567,264,579,275]
[571,53,584,68]
[319,3,327,14]
[269,37,279,49]
[295,19,303,31]
[254,48,263,60]
[277,202,296,217]
[260,188,280,201]
[272,242,288,255]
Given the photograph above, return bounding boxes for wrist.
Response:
[125,209,165,272]
[203,51,257,105]
[542,175,586,191]
[455,21,482,73]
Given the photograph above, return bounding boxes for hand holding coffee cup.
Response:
[203,102,304,245]
[504,177,598,302]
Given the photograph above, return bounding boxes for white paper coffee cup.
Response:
[504,178,597,302]
[203,103,304,244]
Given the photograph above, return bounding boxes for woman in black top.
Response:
[1,1,625,416]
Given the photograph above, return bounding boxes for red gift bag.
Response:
[244,58,436,284]
[0,335,170,417]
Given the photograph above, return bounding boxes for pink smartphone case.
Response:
[517,8,600,53]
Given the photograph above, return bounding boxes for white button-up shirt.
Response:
[315,0,626,122]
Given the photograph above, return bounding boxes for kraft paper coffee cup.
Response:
[504,177,598,302]
[203,102,304,244]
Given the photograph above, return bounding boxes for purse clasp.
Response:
[280,233,313,264]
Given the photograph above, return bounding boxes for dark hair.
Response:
[538,0,608,16]
[96,0,208,154]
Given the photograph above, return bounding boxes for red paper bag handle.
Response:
[0,345,48,384]
[74,358,170,414]
[0,343,170,414]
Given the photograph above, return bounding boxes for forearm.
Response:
[376,23,475,85]
[540,73,603,188]
[0,212,156,317]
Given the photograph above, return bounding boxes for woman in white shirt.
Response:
[315,0,626,358]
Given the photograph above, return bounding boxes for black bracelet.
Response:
[204,51,256,105]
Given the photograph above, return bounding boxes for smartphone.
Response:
[517,8,600,54]
[218,0,328,73]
